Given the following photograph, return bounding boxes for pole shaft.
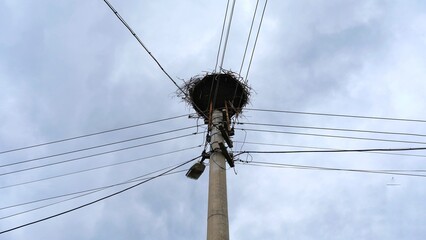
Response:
[207,110,230,240]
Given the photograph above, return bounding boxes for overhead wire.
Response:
[218,0,237,70]
[238,122,426,138]
[236,128,426,145]
[209,0,230,124]
[0,125,198,169]
[230,0,268,117]
[102,0,186,96]
[215,0,231,72]
[102,0,208,119]
[235,140,426,158]
[0,145,201,190]
[0,132,201,177]
[0,169,186,213]
[0,165,189,218]
[0,169,188,220]
[235,146,426,155]
[246,108,426,123]
[0,114,188,155]
[239,160,426,178]
[20,2,421,235]
[239,0,260,76]
[0,155,200,235]
[231,0,262,112]
[244,0,267,82]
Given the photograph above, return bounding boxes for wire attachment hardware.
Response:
[218,142,234,168]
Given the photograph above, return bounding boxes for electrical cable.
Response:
[246,108,426,123]
[239,128,248,152]
[102,0,187,97]
[0,114,188,155]
[0,167,188,218]
[235,146,426,155]
[0,166,183,212]
[238,122,426,138]
[0,155,200,235]
[239,160,426,178]
[239,0,260,76]
[242,162,426,174]
[0,170,188,220]
[0,145,201,190]
[234,140,426,158]
[103,0,208,117]
[1,126,197,169]
[215,0,231,72]
[230,0,267,114]
[231,0,261,110]
[0,133,200,177]
[244,0,267,82]
[218,0,237,70]
[236,128,426,145]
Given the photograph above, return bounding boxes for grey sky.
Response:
[1,0,426,239]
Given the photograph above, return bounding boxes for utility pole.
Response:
[207,110,230,240]
[183,72,249,240]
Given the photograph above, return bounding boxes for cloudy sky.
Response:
[1,0,426,239]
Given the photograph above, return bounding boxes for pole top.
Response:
[180,71,250,119]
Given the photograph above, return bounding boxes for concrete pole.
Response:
[207,109,230,240]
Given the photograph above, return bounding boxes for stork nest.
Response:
[178,70,251,119]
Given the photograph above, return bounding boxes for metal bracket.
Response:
[218,125,233,148]
[218,142,234,168]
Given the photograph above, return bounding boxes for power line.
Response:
[239,160,426,178]
[0,169,189,220]
[230,0,267,110]
[0,133,200,177]
[102,0,187,96]
[215,0,231,72]
[236,128,426,145]
[0,155,199,235]
[1,125,197,169]
[235,146,426,155]
[244,0,267,82]
[234,140,345,150]
[0,167,188,218]
[238,122,426,138]
[0,114,188,155]
[218,0,237,70]
[235,140,426,158]
[239,0,260,76]
[0,166,183,211]
[0,145,201,190]
[246,108,426,123]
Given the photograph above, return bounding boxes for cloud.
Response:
[1,0,426,239]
